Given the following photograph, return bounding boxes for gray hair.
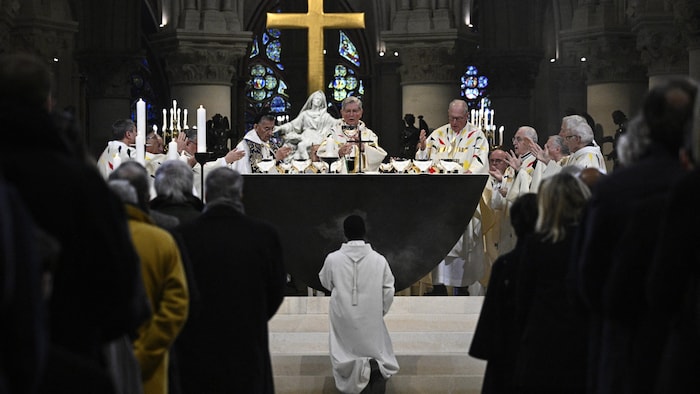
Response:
[205,167,244,206]
[341,96,363,111]
[548,135,570,155]
[518,126,538,144]
[112,119,135,140]
[561,115,587,133]
[448,99,468,115]
[570,121,595,145]
[108,161,150,211]
[154,160,194,203]
[107,179,138,205]
[616,114,650,166]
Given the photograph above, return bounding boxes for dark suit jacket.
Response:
[469,243,525,394]
[515,229,588,393]
[176,203,286,394]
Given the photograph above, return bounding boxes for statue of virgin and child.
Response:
[276,90,337,161]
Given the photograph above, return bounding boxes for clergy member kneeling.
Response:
[319,215,399,394]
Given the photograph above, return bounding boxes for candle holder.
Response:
[194,152,214,196]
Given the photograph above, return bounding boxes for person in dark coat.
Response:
[645,117,700,393]
[469,193,538,394]
[515,173,591,394]
[0,53,146,393]
[149,159,204,225]
[577,77,696,394]
[176,167,286,394]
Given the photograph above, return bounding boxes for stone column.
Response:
[151,4,251,128]
[671,0,700,81]
[475,50,542,143]
[11,0,78,111]
[630,2,689,87]
[559,1,648,160]
[396,46,460,130]
[382,2,475,130]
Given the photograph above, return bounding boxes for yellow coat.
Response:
[126,205,189,394]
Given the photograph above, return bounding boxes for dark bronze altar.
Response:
[242,173,487,291]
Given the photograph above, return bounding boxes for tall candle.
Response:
[175,108,180,131]
[136,99,146,165]
[498,126,504,147]
[162,109,167,131]
[167,141,179,160]
[197,105,206,153]
[183,109,189,129]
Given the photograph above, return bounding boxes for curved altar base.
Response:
[242,173,488,292]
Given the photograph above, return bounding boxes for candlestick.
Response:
[197,105,206,153]
[136,99,146,165]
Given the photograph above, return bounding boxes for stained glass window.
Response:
[460,66,489,110]
[245,24,290,130]
[328,30,364,107]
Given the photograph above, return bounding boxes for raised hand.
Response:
[505,150,522,172]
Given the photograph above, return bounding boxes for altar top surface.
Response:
[242,173,488,291]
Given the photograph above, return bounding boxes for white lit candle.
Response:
[162,109,167,131]
[197,105,206,153]
[183,109,189,129]
[498,126,504,147]
[136,99,146,165]
[167,141,179,160]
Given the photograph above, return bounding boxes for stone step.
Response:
[270,296,486,393]
[273,375,484,394]
[274,296,484,316]
[269,313,479,333]
[272,354,486,377]
[270,331,475,354]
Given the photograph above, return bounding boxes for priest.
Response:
[316,96,387,173]
[96,118,138,178]
[231,113,292,174]
[417,99,490,295]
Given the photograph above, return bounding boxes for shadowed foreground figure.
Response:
[319,215,399,394]
[176,167,285,394]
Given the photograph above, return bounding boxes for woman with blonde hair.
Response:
[514,172,591,394]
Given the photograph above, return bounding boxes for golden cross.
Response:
[266,0,365,95]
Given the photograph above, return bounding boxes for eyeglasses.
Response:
[564,134,579,140]
[489,158,505,164]
[512,137,523,143]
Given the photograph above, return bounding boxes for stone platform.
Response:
[269,296,486,393]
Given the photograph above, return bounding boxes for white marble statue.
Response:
[276,90,337,160]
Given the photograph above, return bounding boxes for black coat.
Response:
[176,203,286,394]
[0,106,145,392]
[150,194,203,225]
[515,229,588,393]
[646,169,700,393]
[469,244,525,394]
[577,147,685,394]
